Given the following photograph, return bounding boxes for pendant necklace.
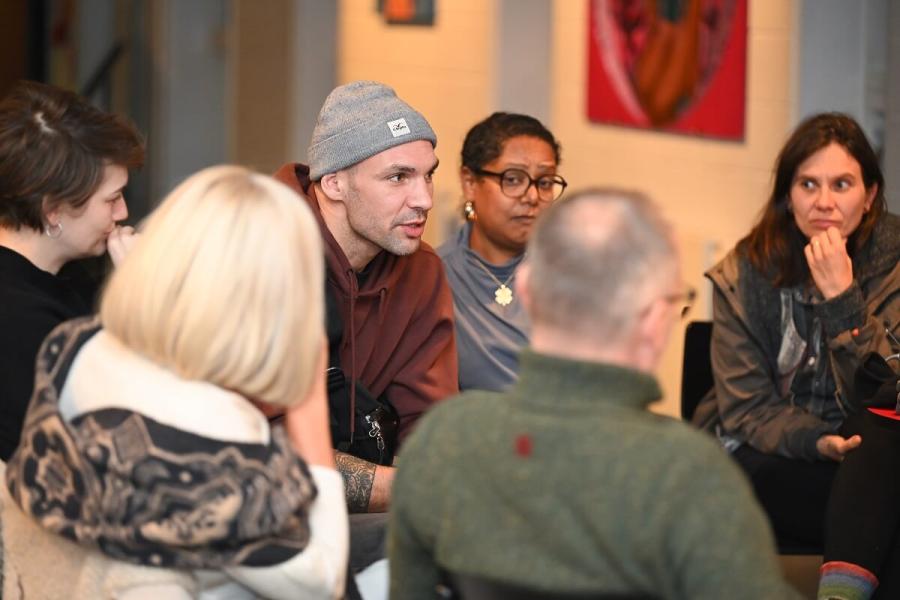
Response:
[473,259,515,306]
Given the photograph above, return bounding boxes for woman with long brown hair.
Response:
[692,113,900,549]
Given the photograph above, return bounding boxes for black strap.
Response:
[324,282,398,464]
[325,283,344,374]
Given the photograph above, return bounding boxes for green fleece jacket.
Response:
[389,350,801,600]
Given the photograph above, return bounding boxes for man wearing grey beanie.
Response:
[274,81,458,565]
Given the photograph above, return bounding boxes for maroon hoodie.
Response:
[274,163,459,443]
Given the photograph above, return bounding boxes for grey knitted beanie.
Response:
[307,81,437,181]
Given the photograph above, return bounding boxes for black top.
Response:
[0,246,96,459]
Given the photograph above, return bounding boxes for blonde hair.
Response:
[101,165,324,407]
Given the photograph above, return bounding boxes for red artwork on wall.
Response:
[377,0,435,26]
[587,0,747,140]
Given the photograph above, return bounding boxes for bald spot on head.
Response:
[525,189,678,343]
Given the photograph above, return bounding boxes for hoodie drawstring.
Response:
[347,269,358,443]
[377,288,388,324]
[345,274,389,444]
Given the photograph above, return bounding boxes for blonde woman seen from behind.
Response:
[2,166,348,599]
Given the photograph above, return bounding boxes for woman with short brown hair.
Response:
[0,80,144,459]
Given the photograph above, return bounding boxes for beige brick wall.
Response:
[550,1,798,416]
[552,1,796,252]
[232,0,292,174]
[338,0,498,246]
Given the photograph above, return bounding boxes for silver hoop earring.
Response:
[44,221,63,238]
[463,200,476,221]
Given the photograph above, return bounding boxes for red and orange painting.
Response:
[377,0,435,26]
[587,0,747,140]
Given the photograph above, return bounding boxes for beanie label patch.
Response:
[388,118,411,138]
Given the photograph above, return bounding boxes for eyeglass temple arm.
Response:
[881,321,900,366]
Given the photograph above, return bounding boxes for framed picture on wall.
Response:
[377,0,435,26]
[587,0,748,140]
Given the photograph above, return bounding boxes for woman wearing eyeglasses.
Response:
[692,113,900,556]
[437,112,565,392]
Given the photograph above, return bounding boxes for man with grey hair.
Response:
[390,189,800,599]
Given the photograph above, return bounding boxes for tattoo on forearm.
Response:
[335,451,375,513]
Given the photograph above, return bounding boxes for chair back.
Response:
[677,321,825,557]
[680,320,713,421]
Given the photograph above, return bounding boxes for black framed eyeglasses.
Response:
[663,287,697,320]
[473,168,568,202]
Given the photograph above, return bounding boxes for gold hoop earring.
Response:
[44,221,63,238]
[463,200,476,221]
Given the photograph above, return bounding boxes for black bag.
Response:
[854,352,900,411]
[326,367,398,466]
[325,286,399,466]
